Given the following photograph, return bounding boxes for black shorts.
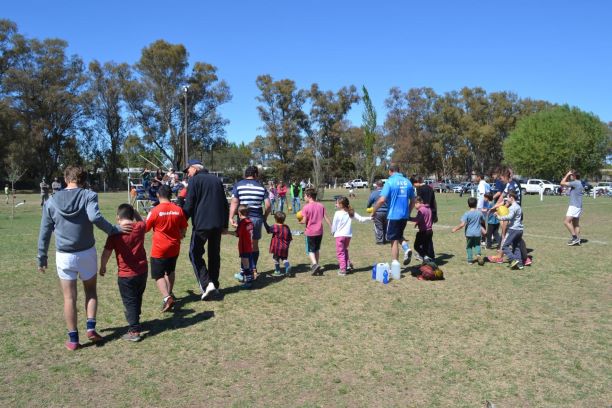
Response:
[150,256,178,280]
[386,219,408,241]
[306,235,323,253]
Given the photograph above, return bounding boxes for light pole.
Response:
[183,85,189,167]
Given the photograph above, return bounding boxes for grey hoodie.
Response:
[37,188,120,267]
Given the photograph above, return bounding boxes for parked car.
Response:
[453,182,475,194]
[523,179,561,195]
[430,181,450,192]
[343,179,369,189]
[593,182,611,195]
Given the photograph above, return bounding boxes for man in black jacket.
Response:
[182,159,229,300]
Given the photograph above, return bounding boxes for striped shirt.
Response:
[232,179,268,218]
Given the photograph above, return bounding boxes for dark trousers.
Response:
[503,229,523,262]
[486,223,501,248]
[373,211,388,244]
[414,230,435,259]
[189,228,222,292]
[117,273,147,332]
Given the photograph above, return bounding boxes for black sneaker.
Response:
[311,264,323,276]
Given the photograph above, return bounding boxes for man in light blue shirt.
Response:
[372,164,416,264]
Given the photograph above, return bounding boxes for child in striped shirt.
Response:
[264,211,293,277]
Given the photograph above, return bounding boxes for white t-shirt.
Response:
[331,210,370,237]
[477,180,490,209]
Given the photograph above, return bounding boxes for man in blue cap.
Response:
[182,159,229,300]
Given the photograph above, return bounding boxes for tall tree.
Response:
[122,40,231,171]
[4,36,87,179]
[504,105,608,179]
[255,74,307,180]
[361,86,379,188]
[85,60,131,188]
[305,84,359,191]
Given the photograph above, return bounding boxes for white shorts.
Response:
[566,206,583,218]
[56,246,97,281]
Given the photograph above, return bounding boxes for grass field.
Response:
[0,189,610,407]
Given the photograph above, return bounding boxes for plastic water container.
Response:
[375,263,389,283]
[391,260,401,280]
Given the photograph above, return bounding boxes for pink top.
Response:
[302,201,326,236]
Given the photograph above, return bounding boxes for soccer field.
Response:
[0,190,610,407]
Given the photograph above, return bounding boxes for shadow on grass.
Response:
[94,309,215,345]
[433,252,454,266]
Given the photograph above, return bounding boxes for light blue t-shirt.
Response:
[461,210,483,237]
[380,172,415,220]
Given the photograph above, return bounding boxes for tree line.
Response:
[1,19,609,190]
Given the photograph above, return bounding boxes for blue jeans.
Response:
[278,196,286,212]
[292,197,301,213]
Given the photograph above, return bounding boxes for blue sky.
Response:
[4,0,611,144]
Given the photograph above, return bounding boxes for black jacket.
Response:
[183,170,229,231]
[416,184,438,223]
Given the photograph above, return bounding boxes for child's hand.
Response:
[99,266,106,277]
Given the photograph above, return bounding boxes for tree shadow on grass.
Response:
[93,309,215,345]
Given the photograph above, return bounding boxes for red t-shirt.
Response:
[104,221,147,278]
[237,218,253,255]
[145,202,188,258]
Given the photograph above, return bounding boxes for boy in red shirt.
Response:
[263,211,293,277]
[231,205,255,288]
[145,185,187,312]
[100,204,148,342]
[299,188,331,275]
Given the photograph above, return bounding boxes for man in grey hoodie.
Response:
[38,166,131,350]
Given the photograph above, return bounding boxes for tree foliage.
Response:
[122,40,231,171]
[503,106,609,179]
[255,74,307,180]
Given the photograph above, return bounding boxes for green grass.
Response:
[0,190,610,407]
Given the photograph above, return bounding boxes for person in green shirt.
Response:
[290,180,302,214]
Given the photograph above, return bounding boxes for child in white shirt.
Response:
[331,196,370,276]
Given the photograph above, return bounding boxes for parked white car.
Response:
[593,182,611,195]
[523,179,560,195]
[343,179,369,189]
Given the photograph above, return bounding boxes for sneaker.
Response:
[509,259,520,270]
[65,341,80,351]
[311,264,322,276]
[517,263,524,270]
[285,266,293,277]
[403,248,412,266]
[272,270,284,277]
[338,269,347,276]
[234,272,244,282]
[524,257,532,267]
[201,282,216,300]
[567,238,581,246]
[122,331,142,342]
[476,255,485,266]
[488,256,504,264]
[347,262,354,272]
[86,330,103,342]
[161,296,175,312]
